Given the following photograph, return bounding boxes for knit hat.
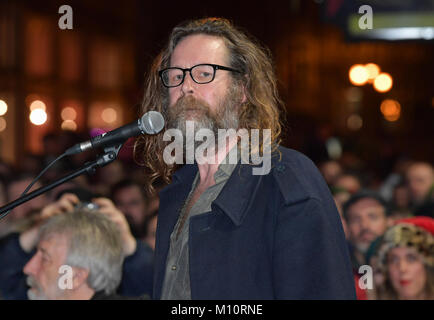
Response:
[377,216,434,269]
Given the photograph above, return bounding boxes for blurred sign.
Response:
[321,0,434,41]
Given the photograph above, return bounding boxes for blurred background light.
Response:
[61,107,77,121]
[326,137,342,160]
[374,73,393,92]
[347,114,363,131]
[365,63,380,82]
[0,117,7,132]
[0,100,8,116]
[380,99,401,122]
[101,107,117,124]
[349,64,369,86]
[345,87,363,102]
[29,100,46,111]
[61,119,77,131]
[29,108,47,125]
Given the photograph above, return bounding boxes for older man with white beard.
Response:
[23,208,125,300]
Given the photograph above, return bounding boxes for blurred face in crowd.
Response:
[393,184,411,209]
[7,178,47,220]
[319,161,342,185]
[334,175,361,194]
[346,198,388,253]
[406,163,434,204]
[23,234,69,299]
[113,185,147,231]
[387,246,428,300]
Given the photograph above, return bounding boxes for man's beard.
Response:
[26,276,47,300]
[166,85,242,151]
[354,229,378,253]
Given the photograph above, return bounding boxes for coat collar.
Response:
[170,162,263,227]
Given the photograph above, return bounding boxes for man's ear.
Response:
[72,267,89,289]
[241,85,247,104]
[241,76,248,104]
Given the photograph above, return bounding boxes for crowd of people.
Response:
[0,131,432,300]
[0,134,164,299]
[319,159,434,299]
[0,17,432,300]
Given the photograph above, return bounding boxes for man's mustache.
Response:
[26,275,39,290]
[359,229,377,240]
[172,96,212,115]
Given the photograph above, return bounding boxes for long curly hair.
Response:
[134,17,283,195]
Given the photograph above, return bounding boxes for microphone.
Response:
[65,111,164,155]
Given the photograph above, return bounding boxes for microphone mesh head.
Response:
[141,111,165,134]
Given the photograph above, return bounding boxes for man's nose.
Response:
[360,216,371,230]
[23,253,40,276]
[180,71,195,95]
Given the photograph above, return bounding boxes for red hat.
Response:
[394,216,434,236]
[377,216,434,268]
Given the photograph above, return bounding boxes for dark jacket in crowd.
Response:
[153,146,357,299]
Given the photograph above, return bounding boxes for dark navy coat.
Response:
[153,146,356,299]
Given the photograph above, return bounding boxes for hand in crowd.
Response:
[19,193,80,252]
[18,194,137,258]
[92,197,137,257]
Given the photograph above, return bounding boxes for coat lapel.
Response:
[212,163,264,226]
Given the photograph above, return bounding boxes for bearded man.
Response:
[136,18,356,299]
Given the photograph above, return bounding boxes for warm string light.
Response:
[373,73,393,93]
[348,64,398,123]
[26,97,123,130]
[29,100,47,125]
[61,106,77,131]
[0,100,7,132]
[348,63,392,93]
[0,117,6,132]
[0,100,8,116]
[380,99,401,122]
[101,107,117,124]
[61,119,77,131]
[349,64,369,86]
[365,63,380,83]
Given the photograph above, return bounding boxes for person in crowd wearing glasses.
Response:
[135,17,356,299]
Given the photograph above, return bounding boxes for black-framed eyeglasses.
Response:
[159,63,241,88]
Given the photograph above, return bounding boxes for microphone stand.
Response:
[0,144,122,217]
